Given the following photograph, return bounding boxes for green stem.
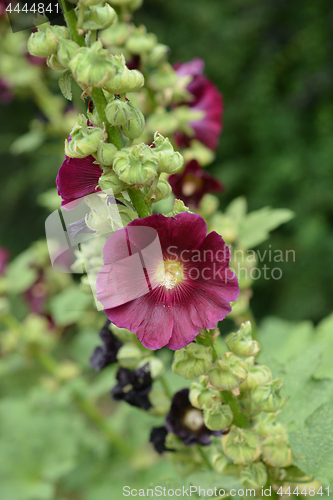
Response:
[221,391,251,428]
[90,88,123,150]
[32,346,132,458]
[76,4,85,29]
[127,187,151,218]
[197,445,213,470]
[59,0,85,46]
[90,30,97,44]
[73,393,132,458]
[160,375,172,399]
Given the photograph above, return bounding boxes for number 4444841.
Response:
[277,486,330,496]
[6,3,59,14]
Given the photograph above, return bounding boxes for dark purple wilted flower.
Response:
[56,154,102,208]
[169,159,224,207]
[150,426,172,454]
[90,319,123,371]
[111,363,153,410]
[174,58,223,150]
[96,212,239,350]
[165,388,222,446]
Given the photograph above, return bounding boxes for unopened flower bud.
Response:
[28,25,69,58]
[69,40,116,88]
[152,132,184,174]
[100,22,130,46]
[147,44,169,67]
[96,141,118,166]
[47,53,66,71]
[104,55,144,94]
[203,402,233,431]
[149,63,178,90]
[152,179,172,203]
[138,357,164,380]
[241,462,268,489]
[225,321,260,357]
[222,427,261,465]
[113,143,158,185]
[82,4,117,30]
[189,377,221,410]
[148,388,170,416]
[57,39,80,69]
[105,98,131,126]
[172,343,212,379]
[208,352,249,391]
[65,115,104,158]
[56,360,81,381]
[212,453,228,473]
[125,29,157,55]
[120,102,145,139]
[262,429,293,467]
[98,169,127,194]
[252,378,285,412]
[117,343,142,369]
[239,365,272,391]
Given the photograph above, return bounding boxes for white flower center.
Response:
[183,408,204,431]
[155,261,184,290]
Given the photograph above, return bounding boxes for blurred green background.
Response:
[1,0,333,321]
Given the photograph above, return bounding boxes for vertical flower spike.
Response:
[169,159,224,207]
[96,212,239,350]
[174,58,223,150]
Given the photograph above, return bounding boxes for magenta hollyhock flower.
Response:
[96,212,239,350]
[56,154,102,208]
[174,58,223,150]
[169,159,224,207]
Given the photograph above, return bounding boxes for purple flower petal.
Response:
[56,155,102,209]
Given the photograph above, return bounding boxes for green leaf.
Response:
[313,314,333,380]
[259,317,315,364]
[48,286,92,326]
[258,317,333,431]
[6,251,38,294]
[289,401,333,487]
[10,130,45,155]
[225,196,247,224]
[59,70,73,101]
[238,207,294,249]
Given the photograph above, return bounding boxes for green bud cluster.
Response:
[82,4,117,31]
[104,54,144,94]
[28,24,70,58]
[65,114,104,158]
[225,321,260,357]
[69,40,116,89]
[172,343,212,379]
